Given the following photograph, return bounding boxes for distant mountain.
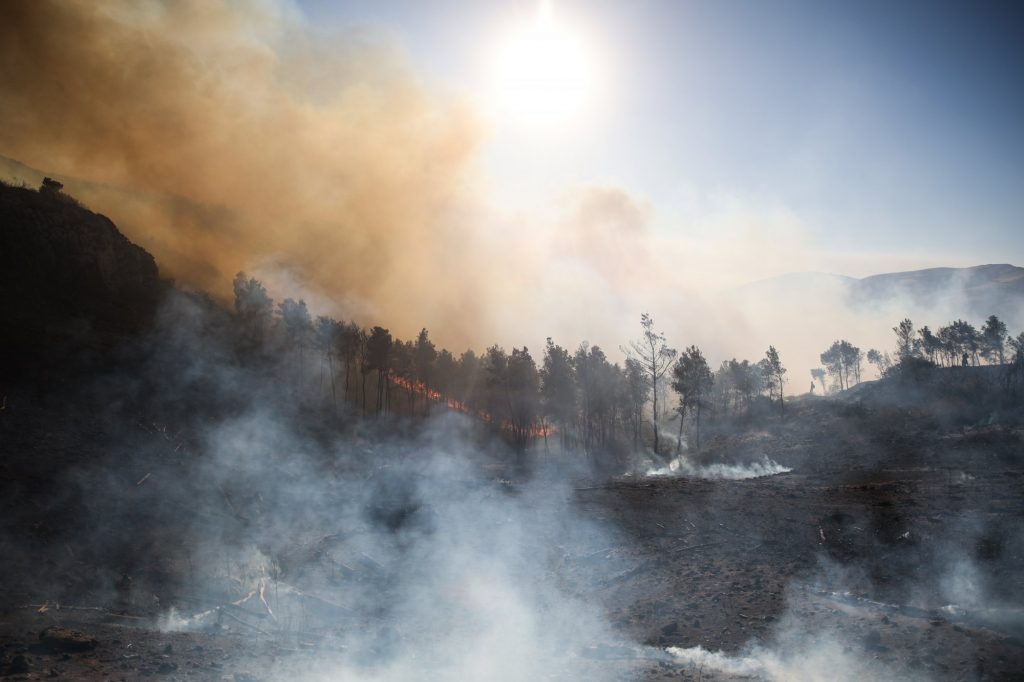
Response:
[855,264,1024,313]
[736,271,857,297]
[738,264,1024,328]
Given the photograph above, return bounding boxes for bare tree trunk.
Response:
[675,407,685,456]
[695,402,702,451]
[327,351,337,414]
[652,384,660,454]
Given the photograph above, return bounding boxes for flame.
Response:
[390,376,554,437]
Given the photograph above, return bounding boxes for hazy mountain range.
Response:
[738,264,1024,329]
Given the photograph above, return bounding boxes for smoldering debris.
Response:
[116,414,642,681]
[1,276,1022,681]
[646,455,792,480]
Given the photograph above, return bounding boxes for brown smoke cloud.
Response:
[1,1,1005,378]
[0,0,488,345]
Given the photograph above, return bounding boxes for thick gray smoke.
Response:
[9,289,642,682]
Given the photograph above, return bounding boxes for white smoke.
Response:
[646,455,792,479]
[665,639,915,682]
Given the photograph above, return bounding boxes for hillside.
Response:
[740,265,1024,325]
[856,264,1024,314]
[0,177,1022,682]
[0,181,162,375]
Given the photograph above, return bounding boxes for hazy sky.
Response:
[1,0,1021,379]
[301,0,1024,271]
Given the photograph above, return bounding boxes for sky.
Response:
[302,0,1024,269]
[0,0,1021,381]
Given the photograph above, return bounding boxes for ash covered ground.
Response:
[2,349,1023,681]
[1,184,1023,681]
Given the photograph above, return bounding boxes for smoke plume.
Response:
[0,0,486,342]
[1,1,1018,377]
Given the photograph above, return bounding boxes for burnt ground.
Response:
[1,388,1023,681]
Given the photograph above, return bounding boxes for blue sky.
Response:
[298,0,1023,272]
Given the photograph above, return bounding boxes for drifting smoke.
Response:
[647,455,792,479]
[665,636,923,682]
[0,0,488,344]
[1,1,1018,384]
[0,288,641,681]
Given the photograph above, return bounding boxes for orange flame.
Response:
[390,375,554,437]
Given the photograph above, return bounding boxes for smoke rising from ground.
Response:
[0,288,639,681]
[646,455,791,480]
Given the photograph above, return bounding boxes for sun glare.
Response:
[489,1,592,128]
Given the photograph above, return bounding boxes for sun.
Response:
[489,1,592,128]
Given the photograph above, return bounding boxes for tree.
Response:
[917,326,940,364]
[810,368,826,395]
[314,316,340,412]
[728,359,761,409]
[506,347,540,454]
[1006,331,1024,400]
[366,326,393,414]
[435,349,457,407]
[278,298,312,376]
[481,345,509,428]
[936,324,957,366]
[671,345,713,451]
[760,346,786,416]
[391,339,415,414]
[941,320,980,366]
[981,315,1008,365]
[866,348,891,377]
[414,328,437,415]
[232,272,273,352]
[1009,332,1024,364]
[621,314,677,455]
[820,340,861,391]
[540,338,576,452]
[453,349,480,412]
[337,322,364,402]
[621,357,648,448]
[574,345,618,452]
[573,343,596,453]
[893,318,918,361]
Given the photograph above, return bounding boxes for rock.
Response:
[38,627,97,653]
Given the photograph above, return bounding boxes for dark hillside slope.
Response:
[0,181,161,375]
